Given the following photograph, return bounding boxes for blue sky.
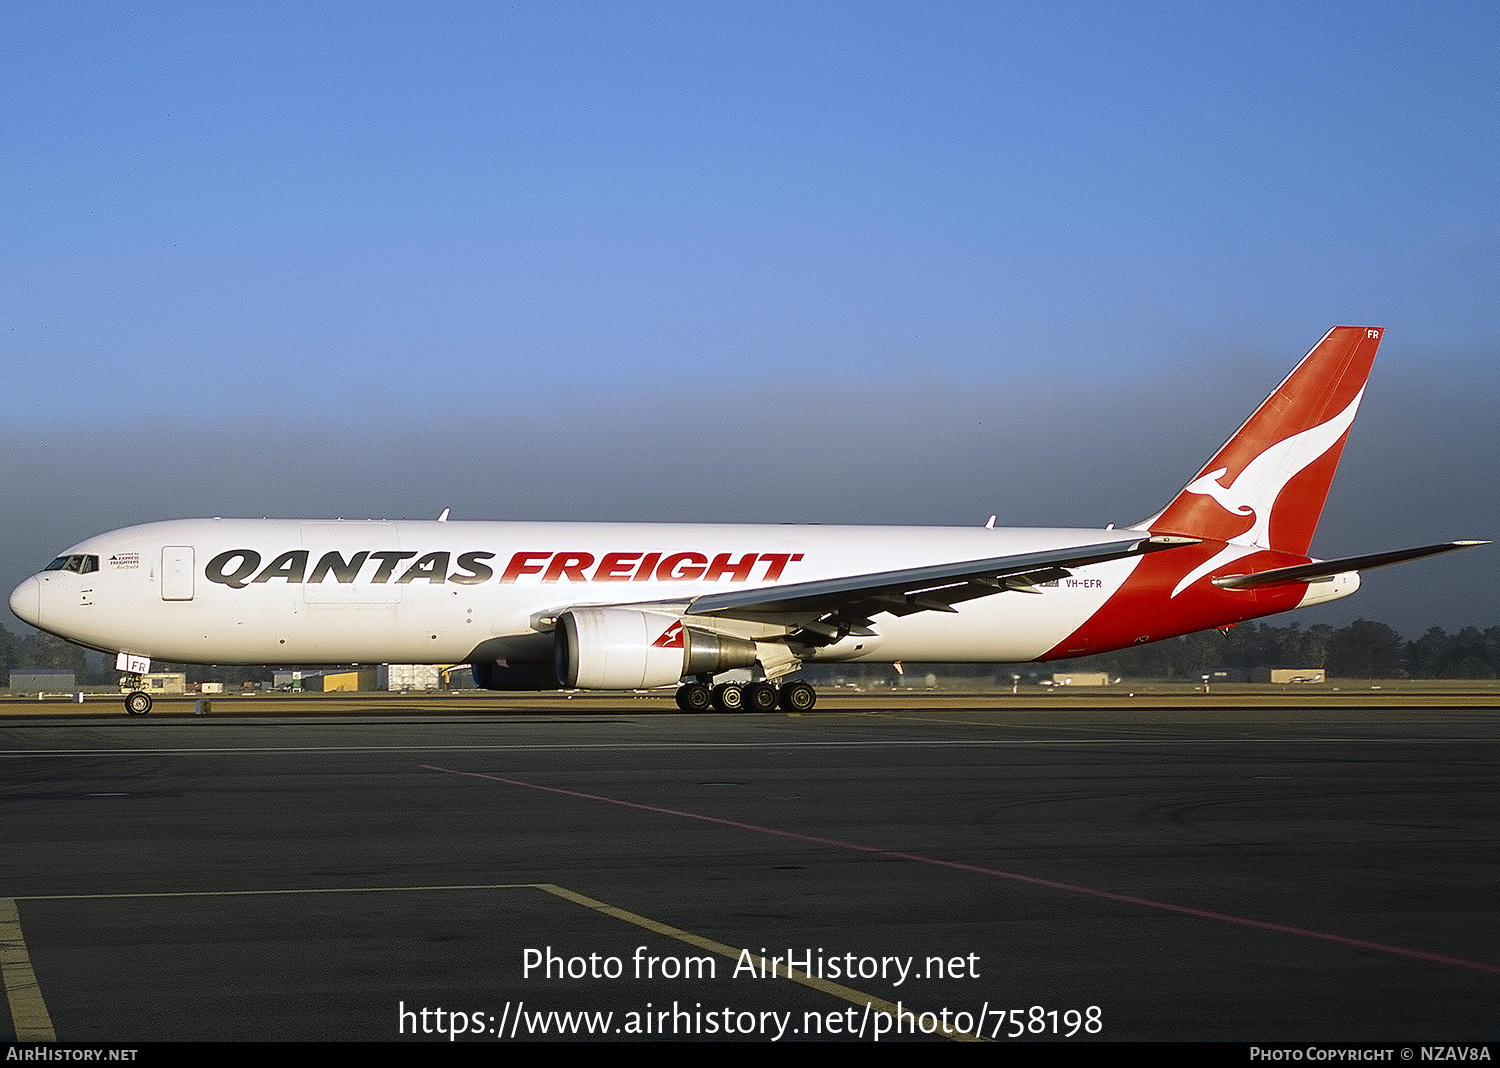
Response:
[3,2,1497,636]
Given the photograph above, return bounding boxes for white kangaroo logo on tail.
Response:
[1170,388,1364,597]
[1182,467,1253,515]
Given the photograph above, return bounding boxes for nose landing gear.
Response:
[116,653,153,715]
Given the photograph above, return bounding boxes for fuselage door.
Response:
[161,546,195,601]
[299,523,403,605]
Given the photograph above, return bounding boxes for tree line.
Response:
[1033,620,1500,681]
[4,619,1500,684]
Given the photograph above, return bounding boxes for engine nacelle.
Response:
[470,660,560,690]
[468,633,560,690]
[555,608,757,690]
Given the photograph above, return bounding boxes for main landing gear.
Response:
[673,679,817,713]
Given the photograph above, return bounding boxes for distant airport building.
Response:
[321,668,378,692]
[9,669,76,692]
[270,668,376,691]
[1051,672,1110,686]
[138,673,187,694]
[1261,669,1327,684]
[381,664,442,691]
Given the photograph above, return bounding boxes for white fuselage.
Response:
[12,518,1148,667]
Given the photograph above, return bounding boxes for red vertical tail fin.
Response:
[1141,326,1383,556]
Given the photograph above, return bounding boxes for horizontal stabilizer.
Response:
[1212,541,1487,590]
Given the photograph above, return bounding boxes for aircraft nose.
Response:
[9,576,41,627]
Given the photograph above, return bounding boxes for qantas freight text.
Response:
[9,326,1485,714]
[202,550,807,588]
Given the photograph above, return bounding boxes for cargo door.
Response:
[299,523,403,605]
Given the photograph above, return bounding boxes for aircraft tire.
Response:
[125,691,152,716]
[675,683,713,713]
[711,683,744,712]
[778,681,817,712]
[743,682,778,713]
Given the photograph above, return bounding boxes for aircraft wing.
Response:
[1211,540,1488,590]
[682,535,1197,636]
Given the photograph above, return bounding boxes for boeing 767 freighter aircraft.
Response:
[9,327,1485,714]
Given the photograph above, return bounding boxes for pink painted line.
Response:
[420,764,1500,977]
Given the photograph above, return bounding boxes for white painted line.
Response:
[0,898,56,1041]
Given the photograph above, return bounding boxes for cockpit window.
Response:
[43,554,99,574]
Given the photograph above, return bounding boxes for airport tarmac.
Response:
[1,699,1496,1043]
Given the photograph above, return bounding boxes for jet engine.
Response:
[554,607,757,689]
[469,660,560,690]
